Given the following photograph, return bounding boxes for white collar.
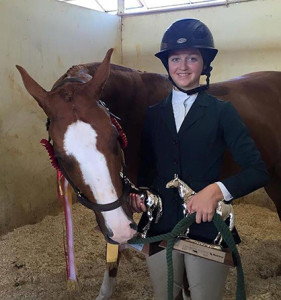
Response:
[172,88,198,103]
[172,89,188,103]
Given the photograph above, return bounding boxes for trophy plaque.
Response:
[159,238,235,267]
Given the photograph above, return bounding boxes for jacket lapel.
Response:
[178,92,209,136]
[160,93,177,137]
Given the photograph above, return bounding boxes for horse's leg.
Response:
[96,253,120,300]
[264,174,281,221]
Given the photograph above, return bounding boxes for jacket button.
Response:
[174,159,178,165]
[173,140,178,145]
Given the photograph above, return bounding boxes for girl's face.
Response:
[168,48,204,91]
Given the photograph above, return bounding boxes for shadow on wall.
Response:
[0,71,62,236]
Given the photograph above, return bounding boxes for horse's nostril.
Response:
[130,222,137,230]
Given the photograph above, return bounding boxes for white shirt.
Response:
[171,88,233,201]
[172,89,197,132]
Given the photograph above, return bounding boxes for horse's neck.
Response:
[59,62,171,107]
[85,63,172,105]
[179,182,193,197]
[177,179,187,189]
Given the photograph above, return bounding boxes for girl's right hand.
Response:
[129,193,147,213]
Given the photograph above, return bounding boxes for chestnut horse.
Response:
[69,61,281,220]
[17,49,137,246]
[17,49,281,299]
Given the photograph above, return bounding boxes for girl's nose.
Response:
[179,59,189,70]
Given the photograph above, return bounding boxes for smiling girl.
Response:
[130,18,269,300]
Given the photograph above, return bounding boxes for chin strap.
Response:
[168,65,212,95]
[170,77,208,95]
[169,73,210,95]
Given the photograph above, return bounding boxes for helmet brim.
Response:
[155,46,218,64]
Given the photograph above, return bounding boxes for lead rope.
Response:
[128,213,246,300]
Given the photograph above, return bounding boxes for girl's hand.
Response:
[186,183,223,223]
[129,193,147,213]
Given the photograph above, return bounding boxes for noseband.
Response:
[56,155,131,212]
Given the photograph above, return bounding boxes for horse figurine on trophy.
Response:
[166,174,235,245]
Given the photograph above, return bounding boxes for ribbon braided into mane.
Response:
[110,116,128,149]
[40,139,60,171]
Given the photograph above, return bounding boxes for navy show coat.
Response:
[138,91,269,243]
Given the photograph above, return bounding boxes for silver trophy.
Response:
[120,172,163,238]
[138,190,163,238]
[166,174,235,246]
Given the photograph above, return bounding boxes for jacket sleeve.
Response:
[220,101,269,198]
[137,108,157,187]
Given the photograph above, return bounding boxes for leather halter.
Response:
[45,80,131,212]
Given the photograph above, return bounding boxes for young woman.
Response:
[130,18,269,300]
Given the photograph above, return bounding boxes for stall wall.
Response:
[0,0,121,234]
[2,0,280,235]
[122,0,281,83]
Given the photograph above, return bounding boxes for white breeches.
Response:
[146,249,229,300]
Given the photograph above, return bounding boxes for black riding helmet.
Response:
[155,19,218,94]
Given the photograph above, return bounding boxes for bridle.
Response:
[42,98,134,213]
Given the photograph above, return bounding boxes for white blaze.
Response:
[64,121,135,243]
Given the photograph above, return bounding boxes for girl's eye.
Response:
[170,57,180,62]
[188,57,198,63]
[169,55,200,63]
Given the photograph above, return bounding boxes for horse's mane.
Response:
[107,63,143,73]
[52,62,168,91]
[79,62,145,74]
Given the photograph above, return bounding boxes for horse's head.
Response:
[17,49,137,244]
[166,174,180,189]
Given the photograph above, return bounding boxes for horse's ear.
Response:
[16,65,48,112]
[86,48,114,97]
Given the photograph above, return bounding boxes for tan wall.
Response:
[122,0,281,83]
[0,0,121,234]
